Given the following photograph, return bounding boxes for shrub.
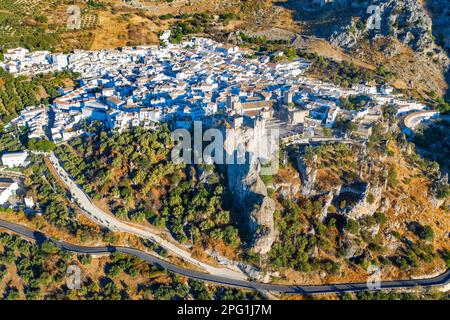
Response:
[366,193,375,204]
[345,219,360,234]
[418,225,435,241]
[374,212,387,225]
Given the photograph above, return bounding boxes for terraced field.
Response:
[0,0,62,51]
[80,12,99,30]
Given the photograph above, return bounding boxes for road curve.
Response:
[1,219,449,295]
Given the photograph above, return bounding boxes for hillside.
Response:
[48,116,450,286]
[54,126,242,257]
[1,0,449,100]
[264,130,449,285]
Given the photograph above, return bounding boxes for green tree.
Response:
[419,225,435,241]
[345,219,360,235]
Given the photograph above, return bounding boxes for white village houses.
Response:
[0,178,19,206]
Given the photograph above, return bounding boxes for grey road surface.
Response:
[1,219,449,295]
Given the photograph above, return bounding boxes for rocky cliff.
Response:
[271,0,450,96]
[296,155,318,197]
[329,0,436,51]
[222,120,277,255]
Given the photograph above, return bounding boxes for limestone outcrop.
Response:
[222,117,277,255]
[325,0,445,54]
[296,155,318,197]
[339,182,383,220]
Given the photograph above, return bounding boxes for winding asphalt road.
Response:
[1,219,449,295]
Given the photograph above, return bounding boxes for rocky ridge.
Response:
[222,120,277,255]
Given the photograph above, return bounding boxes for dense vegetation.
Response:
[267,193,443,277]
[28,138,56,153]
[238,32,290,47]
[56,126,241,248]
[0,127,25,152]
[339,95,373,111]
[268,198,341,274]
[270,140,446,277]
[0,0,60,52]
[0,233,70,300]
[166,12,240,44]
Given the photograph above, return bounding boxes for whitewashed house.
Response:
[0,178,19,205]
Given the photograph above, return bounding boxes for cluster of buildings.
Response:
[7,105,48,139]
[0,47,69,75]
[40,38,312,141]
[1,151,29,168]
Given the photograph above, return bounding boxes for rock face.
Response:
[340,234,366,259]
[296,155,318,197]
[294,0,449,74]
[273,181,300,199]
[320,188,339,222]
[427,0,450,51]
[223,119,277,255]
[322,0,436,50]
[340,182,382,219]
[430,173,449,209]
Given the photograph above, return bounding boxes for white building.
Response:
[1,151,29,168]
[217,44,239,55]
[160,30,172,44]
[352,84,377,95]
[6,61,18,73]
[325,106,340,128]
[379,85,394,95]
[52,54,69,70]
[396,101,427,116]
[29,51,50,65]
[24,197,35,208]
